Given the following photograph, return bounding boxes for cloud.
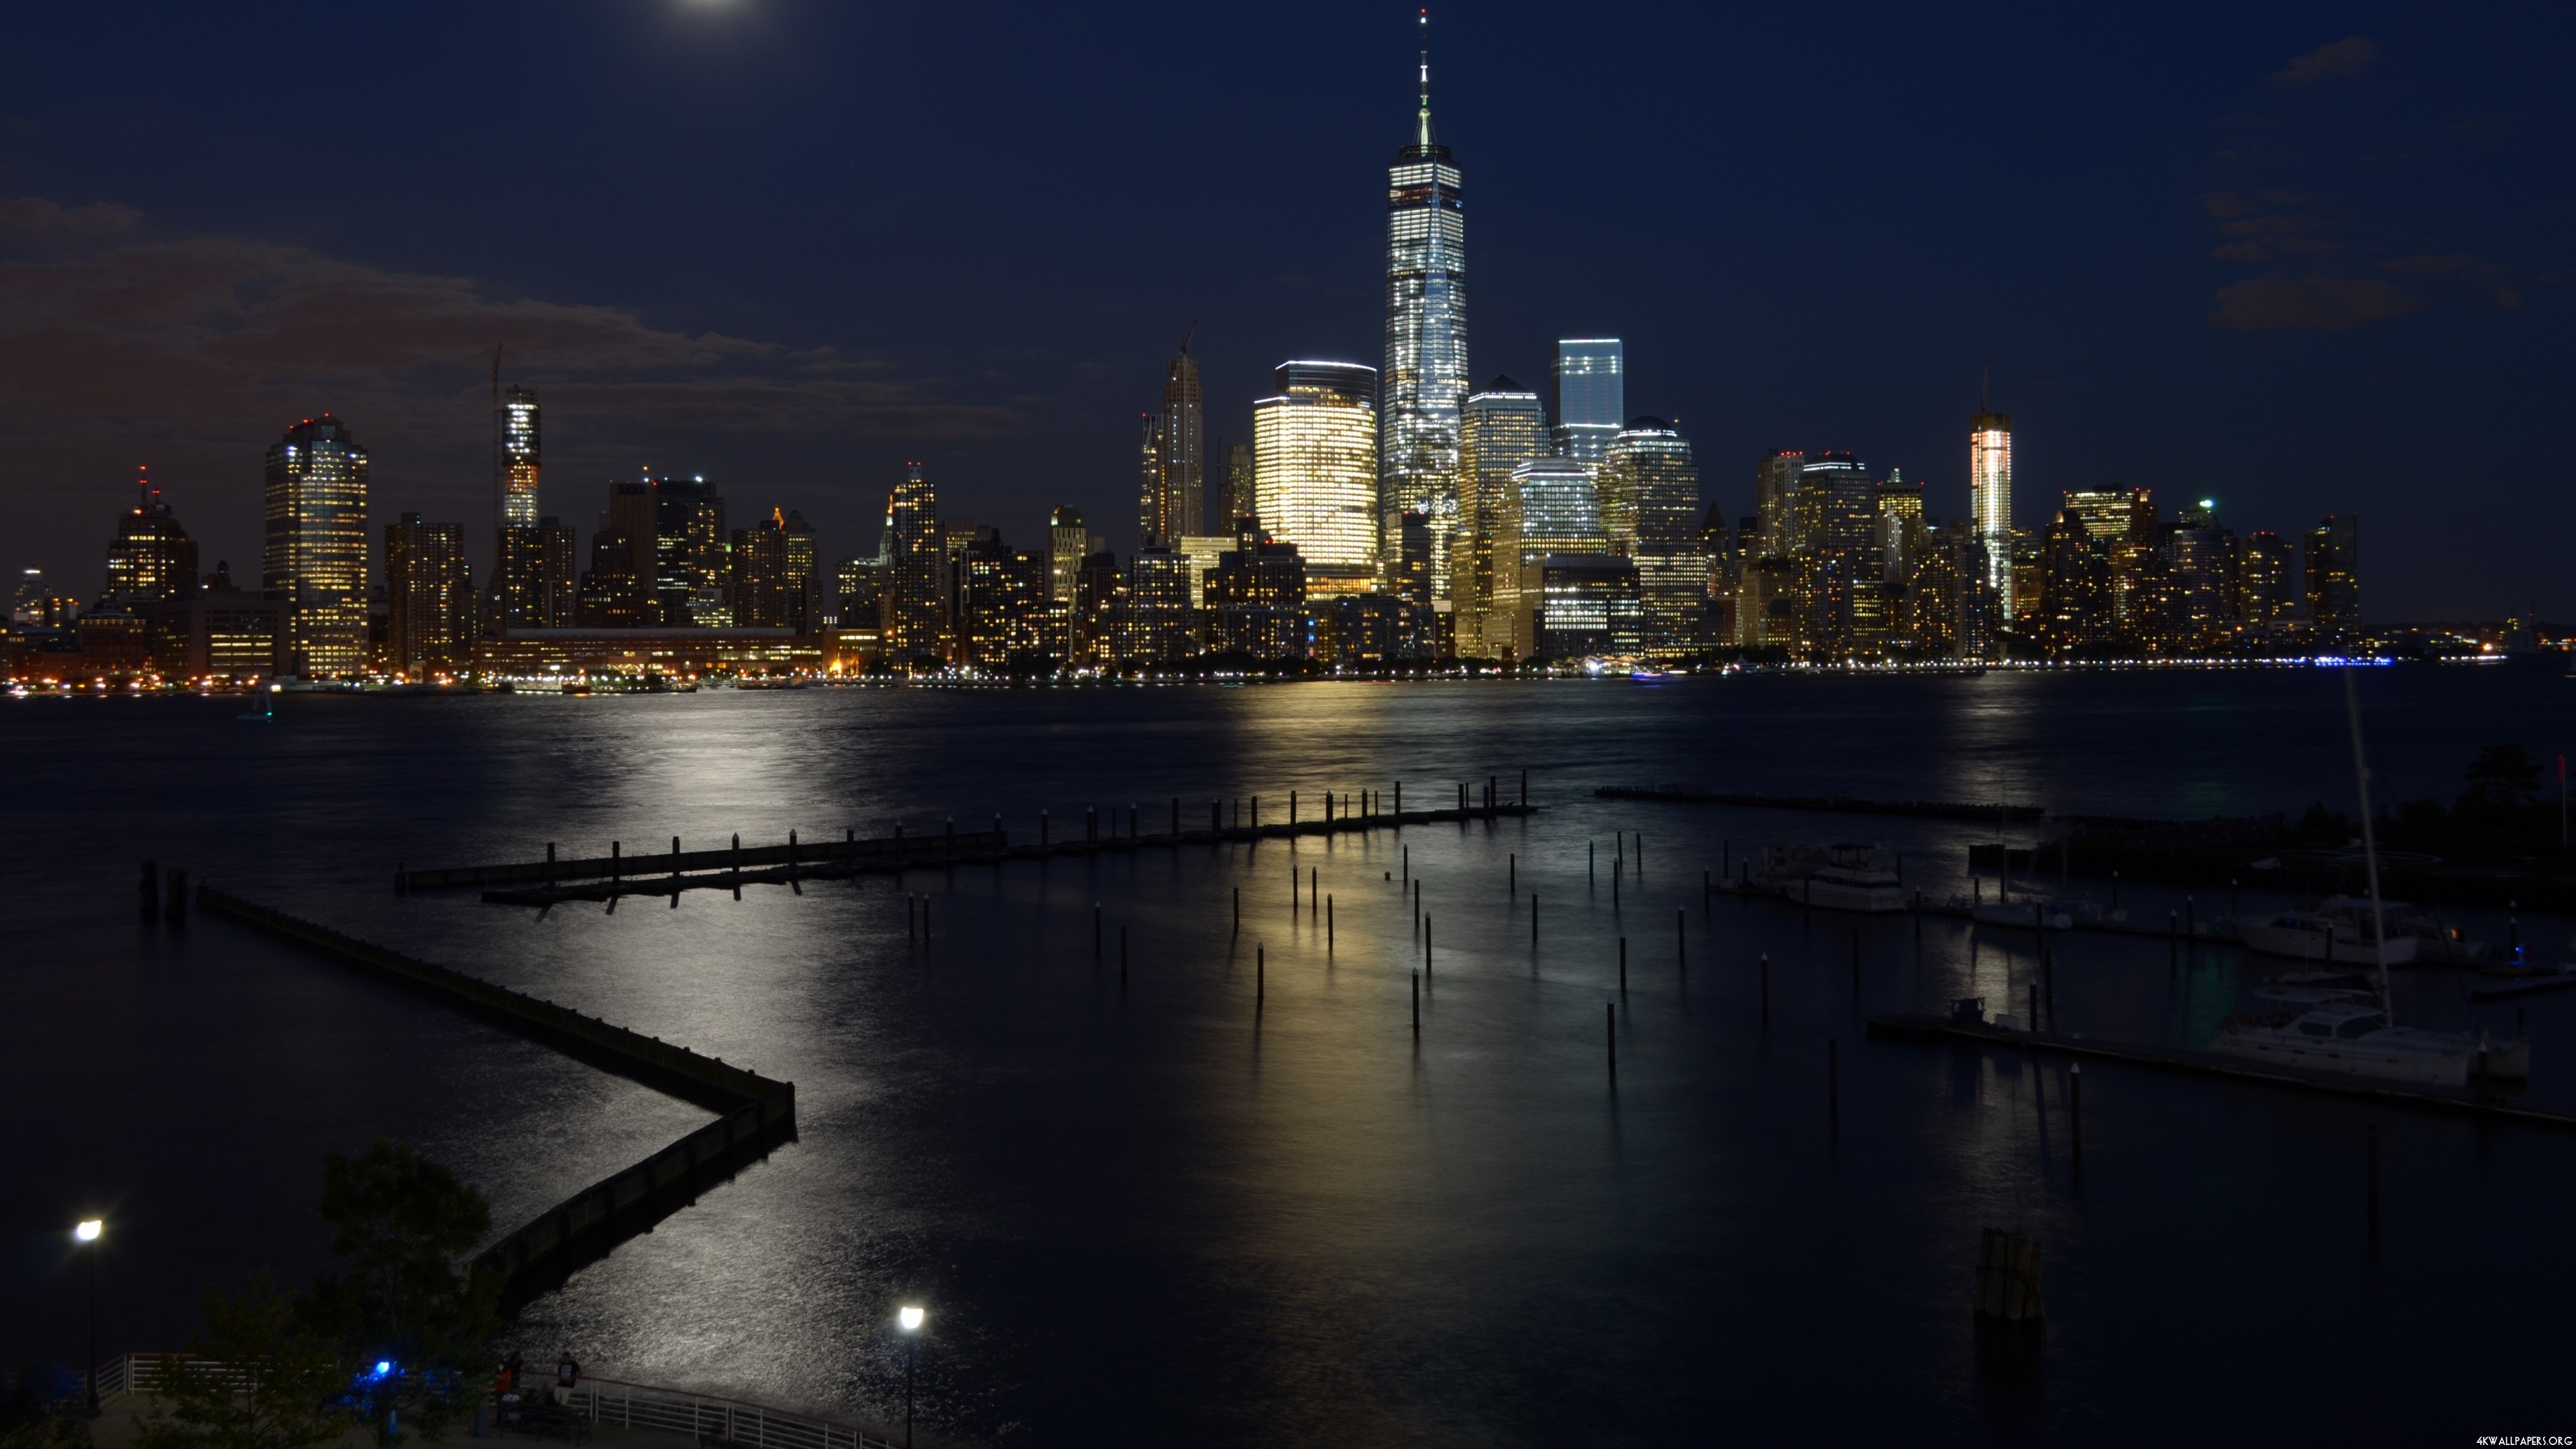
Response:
[2209,275,2422,331]
[2271,36,2377,87]
[0,195,1014,455]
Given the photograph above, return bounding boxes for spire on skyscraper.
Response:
[1417,8,1433,149]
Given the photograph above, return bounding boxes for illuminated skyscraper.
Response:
[383,513,475,678]
[105,467,198,603]
[1380,11,1468,596]
[1513,457,1604,558]
[1047,506,1089,606]
[885,463,948,663]
[1551,340,1623,462]
[1459,377,1547,658]
[1222,443,1255,531]
[1135,413,1162,545]
[263,415,370,676]
[653,473,728,625]
[2237,530,2294,628]
[2304,515,2360,645]
[500,386,539,528]
[1970,407,2014,623]
[733,508,822,633]
[1144,339,1204,543]
[1603,419,1702,658]
[1254,361,1379,592]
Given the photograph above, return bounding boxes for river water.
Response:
[6,665,2571,1445]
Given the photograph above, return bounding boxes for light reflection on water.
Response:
[5,668,2572,1446]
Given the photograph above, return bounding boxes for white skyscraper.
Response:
[1552,339,1623,462]
[1970,407,2013,620]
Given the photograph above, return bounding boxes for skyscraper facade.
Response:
[1047,506,1089,606]
[105,470,198,603]
[1602,419,1703,658]
[654,474,729,625]
[1379,13,1468,598]
[1970,409,2014,624]
[1222,443,1255,531]
[885,464,947,662]
[1146,343,1205,543]
[1513,457,1605,557]
[384,513,475,678]
[2304,515,2360,644]
[1458,377,1547,659]
[500,386,540,528]
[1552,339,1624,462]
[262,415,370,676]
[733,508,822,633]
[1135,414,1162,546]
[1252,361,1379,592]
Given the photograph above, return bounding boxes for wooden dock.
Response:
[1601,784,2045,822]
[415,799,1541,906]
[1865,1011,2573,1130]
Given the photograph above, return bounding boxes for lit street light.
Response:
[896,1305,925,1448]
[73,1220,103,1415]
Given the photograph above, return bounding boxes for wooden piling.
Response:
[2070,1063,2083,1172]
[1829,1038,1839,1125]
[1309,866,1318,916]
[1426,915,1433,974]
[1412,970,1420,1037]
[1328,894,1335,950]
[1509,853,1515,896]
[1256,945,1265,1011]
[2366,1124,2380,1241]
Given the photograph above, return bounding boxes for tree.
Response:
[2460,743,2543,812]
[300,1142,500,1449]
[0,1366,92,1449]
[131,1275,347,1449]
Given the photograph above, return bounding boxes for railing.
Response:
[76,1358,901,1449]
[569,1377,901,1449]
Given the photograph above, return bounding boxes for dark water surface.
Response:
[7,667,2573,1445]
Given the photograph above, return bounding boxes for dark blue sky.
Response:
[1,0,2567,618]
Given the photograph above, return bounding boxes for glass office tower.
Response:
[1459,377,1548,658]
[263,415,370,676]
[1970,409,2014,621]
[1254,361,1380,592]
[1552,339,1624,462]
[1380,11,1468,596]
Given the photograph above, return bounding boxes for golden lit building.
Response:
[263,415,370,677]
[1253,361,1379,594]
[1970,409,2013,621]
[1458,376,1546,658]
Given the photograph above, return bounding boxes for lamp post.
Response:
[897,1305,925,1448]
[74,1219,103,1415]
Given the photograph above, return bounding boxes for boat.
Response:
[2210,1003,2483,1087]
[2468,964,2576,1002]
[1767,844,1908,913]
[2281,896,2490,964]
[2212,670,2504,1086]
[2238,908,2418,966]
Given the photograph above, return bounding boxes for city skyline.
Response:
[0,5,2564,619]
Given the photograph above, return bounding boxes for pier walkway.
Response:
[1866,1012,2574,1130]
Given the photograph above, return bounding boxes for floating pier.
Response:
[1599,785,2044,822]
[412,796,1540,907]
[196,885,796,1309]
[1866,1011,2571,1130]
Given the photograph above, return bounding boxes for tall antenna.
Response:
[1417,8,1433,148]
[1180,319,1197,356]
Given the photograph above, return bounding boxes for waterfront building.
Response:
[1534,555,1642,661]
[837,555,887,634]
[1513,455,1605,558]
[382,513,476,678]
[1318,592,1417,667]
[654,474,729,626]
[2166,498,2237,654]
[1551,339,1623,463]
[1785,452,1882,660]
[105,470,199,604]
[1754,450,1805,555]
[1381,13,1468,603]
[2037,508,2114,655]
[1118,547,1201,663]
[1205,526,1308,659]
[885,464,949,663]
[733,508,822,633]
[956,533,1049,669]
[1169,535,1234,610]
[1970,407,2014,620]
[1698,504,1738,650]
[262,415,370,676]
[2304,515,2360,645]
[1071,549,1123,667]
[1253,361,1380,594]
[1458,376,1546,659]
[2237,529,2294,629]
[476,628,822,679]
[1602,419,1702,659]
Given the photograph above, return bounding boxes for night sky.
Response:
[2,0,2566,619]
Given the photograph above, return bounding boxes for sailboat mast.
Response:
[2344,668,2392,1016]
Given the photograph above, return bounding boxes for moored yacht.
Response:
[1765,844,1908,913]
[2239,907,2417,965]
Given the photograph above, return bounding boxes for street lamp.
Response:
[896,1306,925,1448]
[73,1220,103,1415]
